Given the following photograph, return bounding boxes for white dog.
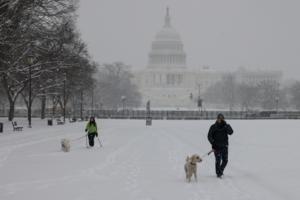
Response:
[184,154,202,182]
[61,138,71,152]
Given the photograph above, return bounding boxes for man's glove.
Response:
[95,132,98,137]
[85,129,87,132]
[212,145,218,151]
[221,120,227,125]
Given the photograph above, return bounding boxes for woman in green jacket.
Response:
[85,117,98,147]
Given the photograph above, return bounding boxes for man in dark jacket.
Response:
[208,113,233,178]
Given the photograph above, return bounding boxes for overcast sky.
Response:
[78,0,300,79]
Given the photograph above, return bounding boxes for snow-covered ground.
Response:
[0,118,298,200]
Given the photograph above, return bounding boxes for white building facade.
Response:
[132,8,282,109]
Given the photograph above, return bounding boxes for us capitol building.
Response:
[132,8,282,109]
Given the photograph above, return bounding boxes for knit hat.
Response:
[217,113,225,120]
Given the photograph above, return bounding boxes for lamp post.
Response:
[80,90,83,120]
[197,83,201,99]
[189,93,193,100]
[121,96,126,113]
[197,83,203,113]
[63,73,66,123]
[47,93,59,120]
[28,56,34,128]
[146,100,152,126]
[100,102,103,113]
[275,96,279,112]
[91,86,94,116]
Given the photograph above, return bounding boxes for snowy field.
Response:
[0,118,299,200]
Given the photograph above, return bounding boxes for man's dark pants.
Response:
[214,146,228,176]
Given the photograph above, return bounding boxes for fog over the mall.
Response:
[78,0,300,80]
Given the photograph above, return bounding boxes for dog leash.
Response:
[201,149,214,158]
[71,134,87,142]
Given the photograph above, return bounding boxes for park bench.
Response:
[56,118,64,125]
[12,121,23,131]
[69,117,76,123]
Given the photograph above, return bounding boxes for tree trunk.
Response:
[52,97,56,118]
[22,94,31,128]
[40,95,46,119]
[8,101,15,121]
[80,90,83,120]
[28,103,31,127]
[2,76,24,121]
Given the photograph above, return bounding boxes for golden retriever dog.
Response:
[61,138,71,152]
[184,154,202,182]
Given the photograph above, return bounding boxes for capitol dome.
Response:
[148,8,186,68]
[155,26,181,42]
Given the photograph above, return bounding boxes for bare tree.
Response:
[96,62,141,109]
[203,74,236,110]
[0,0,97,124]
[257,81,280,110]
[236,83,258,111]
[289,81,300,110]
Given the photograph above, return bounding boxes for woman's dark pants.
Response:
[88,133,96,147]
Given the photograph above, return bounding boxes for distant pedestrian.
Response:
[85,117,98,147]
[208,113,233,178]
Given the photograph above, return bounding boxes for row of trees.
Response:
[203,75,300,111]
[0,0,97,124]
[0,0,143,125]
[288,81,300,110]
[95,62,141,109]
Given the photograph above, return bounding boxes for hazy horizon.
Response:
[78,0,300,80]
